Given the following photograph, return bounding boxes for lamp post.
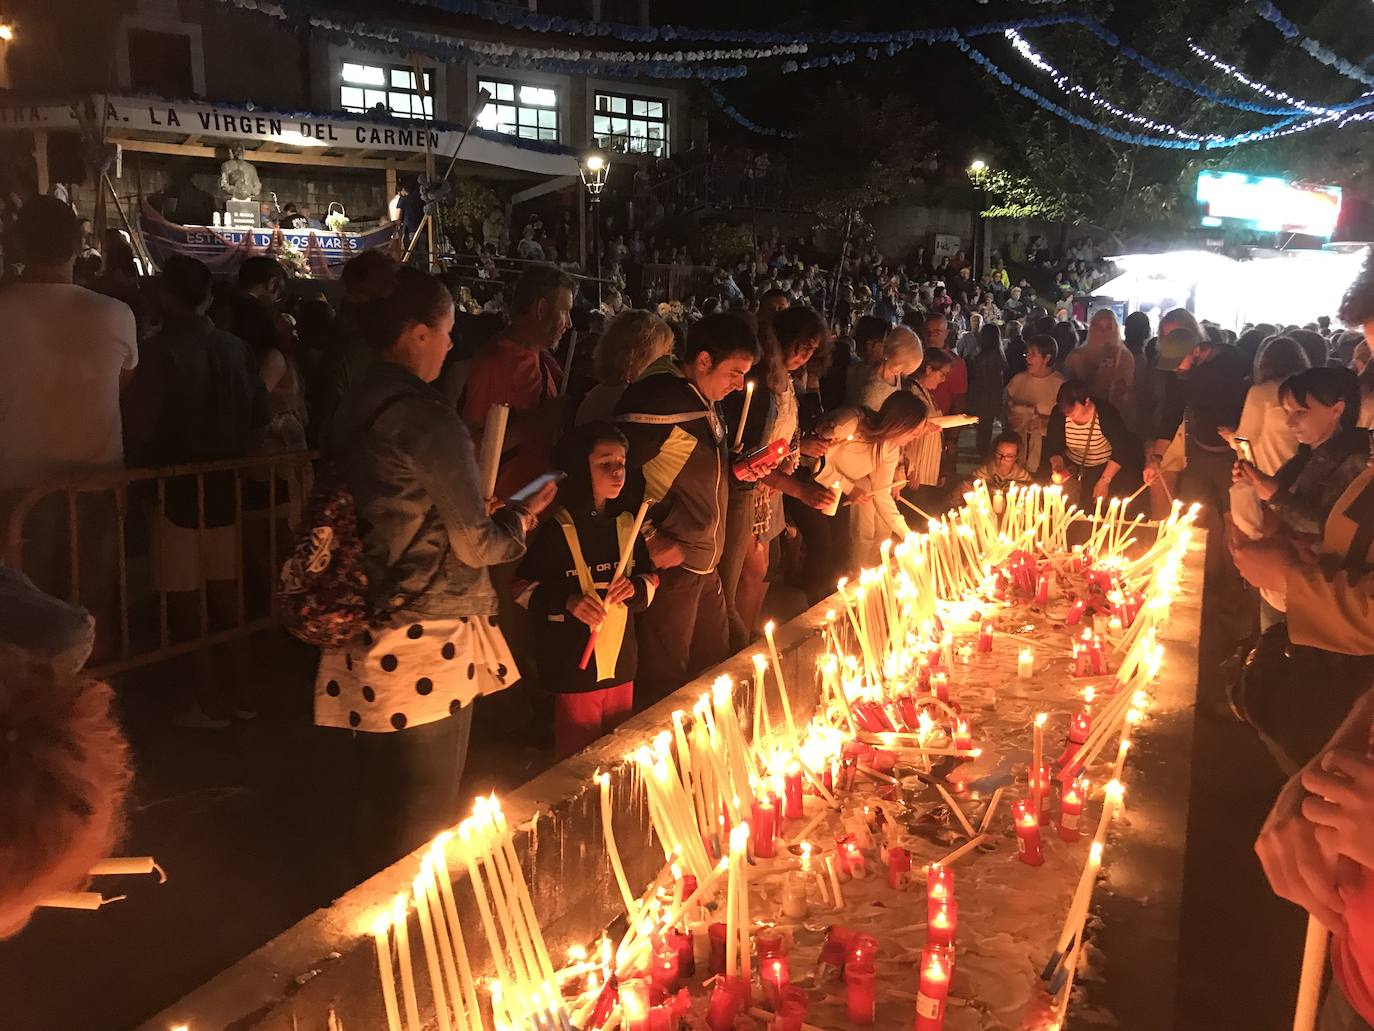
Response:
[968,159,987,278]
[580,151,610,308]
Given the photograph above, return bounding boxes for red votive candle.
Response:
[705,974,750,1031]
[1035,574,1049,606]
[761,954,791,1003]
[1059,778,1085,842]
[752,798,777,859]
[1013,799,1044,866]
[917,655,932,689]
[931,672,950,704]
[887,846,912,891]
[755,929,786,959]
[817,925,854,979]
[927,897,958,949]
[841,837,867,879]
[773,987,810,1030]
[650,938,678,997]
[783,762,804,819]
[849,932,880,969]
[845,959,877,1025]
[1069,711,1092,746]
[707,921,728,974]
[977,621,994,652]
[679,873,698,915]
[927,865,954,921]
[669,928,695,978]
[1067,598,1086,625]
[915,947,951,1031]
[619,976,652,1031]
[646,1004,673,1031]
[953,717,973,751]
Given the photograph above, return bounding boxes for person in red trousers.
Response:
[515,422,658,759]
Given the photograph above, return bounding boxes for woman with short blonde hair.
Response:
[577,310,675,425]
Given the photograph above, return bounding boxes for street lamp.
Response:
[580,151,610,307]
[967,160,988,276]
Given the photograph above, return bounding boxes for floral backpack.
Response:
[275,396,406,647]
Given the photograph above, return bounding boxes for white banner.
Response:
[0,94,579,178]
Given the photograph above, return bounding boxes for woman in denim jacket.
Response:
[314,267,556,876]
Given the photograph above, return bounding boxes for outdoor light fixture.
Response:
[580,151,610,198]
[580,151,611,305]
[969,159,987,174]
[0,24,15,41]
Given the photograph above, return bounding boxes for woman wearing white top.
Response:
[1221,335,1309,628]
[815,392,929,569]
[1006,334,1066,474]
[846,325,923,412]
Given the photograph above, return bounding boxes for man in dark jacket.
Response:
[615,314,765,704]
[1144,308,1251,520]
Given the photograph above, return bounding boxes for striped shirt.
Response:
[1064,413,1113,467]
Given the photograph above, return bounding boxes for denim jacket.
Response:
[334,360,527,621]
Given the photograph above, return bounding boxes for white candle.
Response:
[477,403,510,500]
[763,621,800,752]
[88,856,166,881]
[733,380,755,451]
[392,894,423,1031]
[1018,648,1035,678]
[725,825,746,976]
[412,868,453,1031]
[372,915,404,1031]
[431,838,484,1028]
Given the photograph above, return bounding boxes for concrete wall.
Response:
[139,599,836,1031]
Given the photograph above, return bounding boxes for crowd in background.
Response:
[9,184,1374,1030]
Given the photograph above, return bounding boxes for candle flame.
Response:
[1090,842,1104,862]
[1034,712,1048,728]
[752,652,768,669]
[764,620,776,636]
[391,893,408,923]
[729,824,750,852]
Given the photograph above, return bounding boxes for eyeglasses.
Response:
[995,451,1019,461]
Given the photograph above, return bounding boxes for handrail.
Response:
[3,451,319,679]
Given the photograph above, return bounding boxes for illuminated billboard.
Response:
[1196,170,1342,238]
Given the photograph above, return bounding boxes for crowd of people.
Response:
[8,183,1374,1030]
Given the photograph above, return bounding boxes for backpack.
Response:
[275,396,407,648]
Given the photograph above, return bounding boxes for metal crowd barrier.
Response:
[2,451,317,678]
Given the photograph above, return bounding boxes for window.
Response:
[476,78,560,142]
[593,91,668,157]
[128,29,195,97]
[339,62,435,120]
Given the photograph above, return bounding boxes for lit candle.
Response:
[825,854,846,910]
[1018,647,1035,678]
[1013,800,1044,866]
[651,937,679,996]
[1069,711,1092,746]
[619,975,652,1031]
[783,761,804,820]
[953,717,973,751]
[733,379,755,451]
[844,960,877,1025]
[1059,777,1086,843]
[931,672,950,704]
[914,947,951,1031]
[725,824,748,976]
[1035,574,1049,606]
[391,895,423,1031]
[1066,598,1086,625]
[763,621,800,752]
[927,865,954,922]
[842,837,867,879]
[371,914,404,1031]
[762,955,791,1004]
[705,975,749,1031]
[750,799,777,859]
[927,897,957,949]
[977,621,993,653]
